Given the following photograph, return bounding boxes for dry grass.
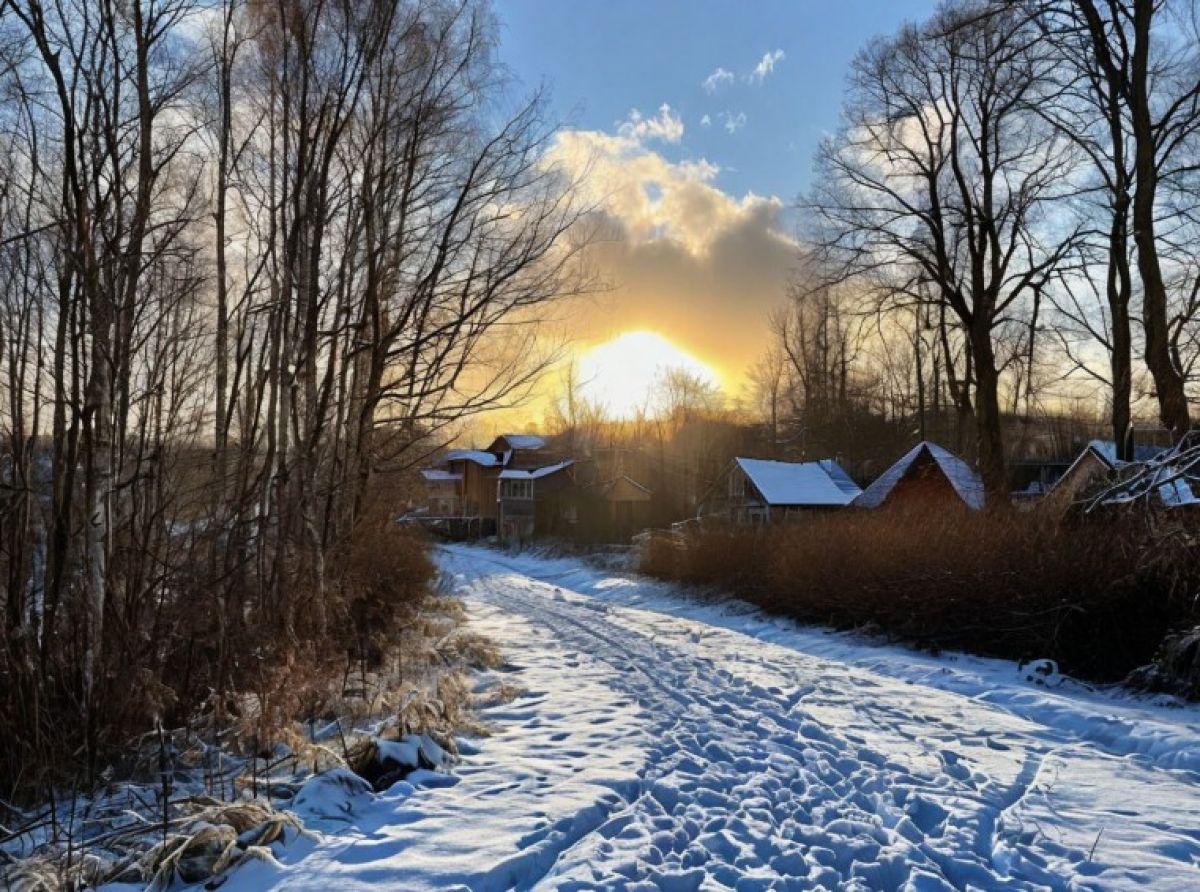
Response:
[641,509,1200,682]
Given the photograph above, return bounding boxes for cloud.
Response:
[616,103,684,144]
[748,49,785,84]
[702,67,735,94]
[719,111,747,134]
[700,114,712,127]
[543,128,798,383]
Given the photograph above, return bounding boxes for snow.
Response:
[420,469,462,482]
[735,457,862,506]
[853,440,986,510]
[219,545,1200,891]
[1088,439,1167,465]
[445,449,501,467]
[1157,474,1199,506]
[499,460,575,480]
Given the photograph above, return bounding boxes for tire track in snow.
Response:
[457,554,1074,890]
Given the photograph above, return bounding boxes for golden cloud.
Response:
[544,128,798,388]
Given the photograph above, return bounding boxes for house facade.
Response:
[497,459,576,543]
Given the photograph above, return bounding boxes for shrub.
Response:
[641,509,1200,683]
[334,515,436,670]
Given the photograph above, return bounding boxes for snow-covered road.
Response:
[230,544,1200,891]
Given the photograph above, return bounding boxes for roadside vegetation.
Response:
[0,0,584,856]
[641,508,1200,686]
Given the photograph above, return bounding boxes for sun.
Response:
[575,331,722,419]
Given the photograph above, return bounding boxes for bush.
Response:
[335,515,436,669]
[641,509,1200,683]
[0,503,437,804]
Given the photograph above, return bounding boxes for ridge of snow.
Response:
[499,460,574,480]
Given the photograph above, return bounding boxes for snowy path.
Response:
[228,545,1200,891]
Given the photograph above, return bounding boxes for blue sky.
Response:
[496,1,936,204]
[489,1,938,414]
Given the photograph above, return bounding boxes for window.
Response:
[502,478,533,500]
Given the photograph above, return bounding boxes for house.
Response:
[497,459,576,543]
[442,448,504,534]
[416,433,588,541]
[852,441,985,511]
[1041,439,1169,514]
[706,457,862,524]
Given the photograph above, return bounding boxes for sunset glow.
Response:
[576,331,722,419]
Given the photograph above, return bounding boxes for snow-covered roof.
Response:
[734,457,862,507]
[818,459,863,499]
[499,459,574,480]
[421,468,462,482]
[496,434,546,451]
[445,449,501,467]
[1157,475,1199,507]
[852,441,985,510]
[1087,439,1168,466]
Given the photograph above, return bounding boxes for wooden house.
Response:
[418,432,658,543]
[852,441,984,511]
[443,449,503,529]
[497,459,576,543]
[1043,440,1169,514]
[705,457,862,524]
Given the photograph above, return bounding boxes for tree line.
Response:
[767,0,1200,497]
[0,0,587,795]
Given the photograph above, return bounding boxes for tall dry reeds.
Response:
[642,509,1200,682]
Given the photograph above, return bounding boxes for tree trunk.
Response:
[1130,0,1191,438]
[971,326,1007,505]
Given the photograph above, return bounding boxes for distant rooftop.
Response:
[1087,439,1169,466]
[445,449,501,467]
[496,434,546,451]
[735,457,862,507]
[852,441,985,511]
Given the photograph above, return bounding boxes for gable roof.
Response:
[492,434,546,452]
[819,459,863,499]
[1048,443,1118,499]
[852,441,985,511]
[445,449,501,467]
[1087,439,1168,466]
[734,457,862,507]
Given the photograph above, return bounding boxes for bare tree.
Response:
[806,0,1082,498]
[0,0,589,795]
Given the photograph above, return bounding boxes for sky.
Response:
[491,0,937,418]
